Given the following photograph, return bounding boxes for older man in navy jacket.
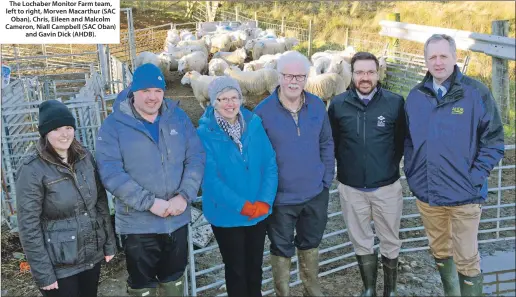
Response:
[404,34,504,296]
[254,50,335,297]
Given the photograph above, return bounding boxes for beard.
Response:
[354,80,377,96]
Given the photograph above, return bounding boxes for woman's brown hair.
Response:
[42,136,85,166]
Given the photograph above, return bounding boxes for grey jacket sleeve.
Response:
[89,154,116,257]
[176,109,206,202]
[95,122,156,211]
[15,163,57,288]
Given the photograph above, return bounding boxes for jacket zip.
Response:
[363,111,367,188]
[356,111,359,136]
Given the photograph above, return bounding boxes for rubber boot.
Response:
[356,252,378,297]
[381,256,398,297]
[271,255,291,296]
[127,285,158,296]
[435,257,461,296]
[298,248,324,296]
[459,272,483,297]
[159,274,185,296]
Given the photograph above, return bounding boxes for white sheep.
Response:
[305,72,349,109]
[163,29,180,52]
[208,34,233,53]
[322,46,356,63]
[224,65,279,97]
[180,70,219,110]
[326,57,352,88]
[212,48,247,67]
[313,56,331,74]
[208,58,230,76]
[167,44,207,60]
[178,51,208,75]
[134,51,174,84]
[250,41,287,61]
[277,37,299,50]
[243,60,266,72]
[180,29,196,41]
[177,39,209,52]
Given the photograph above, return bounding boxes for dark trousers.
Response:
[212,219,267,297]
[39,262,101,297]
[122,225,188,289]
[267,187,329,258]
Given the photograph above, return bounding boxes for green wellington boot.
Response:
[459,272,483,297]
[356,251,378,297]
[435,257,461,296]
[271,255,292,296]
[158,274,185,296]
[298,248,325,296]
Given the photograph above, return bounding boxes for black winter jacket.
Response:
[328,85,406,188]
[15,141,116,287]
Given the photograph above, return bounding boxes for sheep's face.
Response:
[278,63,307,101]
[236,48,247,60]
[133,88,164,119]
[352,59,379,96]
[214,89,241,123]
[180,72,192,85]
[244,40,255,50]
[178,59,188,74]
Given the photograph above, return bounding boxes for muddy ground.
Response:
[2,76,515,297]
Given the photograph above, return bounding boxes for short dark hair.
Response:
[42,136,85,166]
[350,52,379,73]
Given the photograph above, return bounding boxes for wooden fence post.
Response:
[386,12,400,57]
[254,11,258,27]
[281,16,285,35]
[492,20,510,123]
[235,6,239,21]
[308,19,313,57]
[344,27,349,48]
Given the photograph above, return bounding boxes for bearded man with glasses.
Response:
[328,52,406,297]
[254,50,335,297]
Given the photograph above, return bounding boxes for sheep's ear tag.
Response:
[158,76,163,81]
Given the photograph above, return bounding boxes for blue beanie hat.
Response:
[130,63,166,92]
[208,76,243,106]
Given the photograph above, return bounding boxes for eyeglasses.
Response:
[353,70,378,77]
[217,96,240,104]
[281,73,307,82]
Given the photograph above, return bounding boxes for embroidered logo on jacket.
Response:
[170,129,178,136]
[377,115,385,127]
[452,107,464,115]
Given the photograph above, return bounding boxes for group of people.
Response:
[15,33,504,297]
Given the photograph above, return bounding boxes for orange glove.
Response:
[249,201,270,220]
[240,201,257,217]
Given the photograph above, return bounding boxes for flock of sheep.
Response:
[134,23,387,110]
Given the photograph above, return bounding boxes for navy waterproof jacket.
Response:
[404,66,504,206]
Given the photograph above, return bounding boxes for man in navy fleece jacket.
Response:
[254,50,335,297]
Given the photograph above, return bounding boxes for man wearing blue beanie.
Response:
[95,63,206,296]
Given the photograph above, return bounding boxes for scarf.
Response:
[214,110,244,154]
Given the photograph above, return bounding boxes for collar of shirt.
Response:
[432,78,448,97]
[278,89,306,114]
[357,87,377,101]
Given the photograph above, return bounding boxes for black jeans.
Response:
[212,219,267,297]
[39,262,101,297]
[122,225,188,289]
[267,187,329,258]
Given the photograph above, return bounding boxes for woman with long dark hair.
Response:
[15,100,116,297]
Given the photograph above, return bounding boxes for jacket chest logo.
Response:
[377,115,385,127]
[451,107,464,115]
[170,129,178,136]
